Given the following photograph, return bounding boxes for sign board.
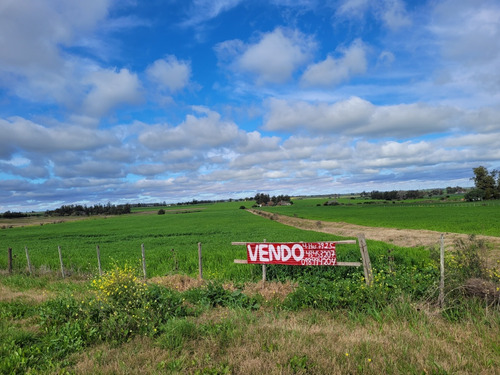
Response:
[246,242,336,266]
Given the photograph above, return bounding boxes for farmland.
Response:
[259,197,500,236]
[1,199,500,374]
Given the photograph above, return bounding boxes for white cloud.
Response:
[301,39,368,87]
[0,0,113,104]
[379,0,411,30]
[0,0,110,70]
[265,96,375,132]
[336,0,411,30]
[218,27,315,84]
[146,56,191,93]
[138,107,241,150]
[429,0,500,96]
[0,116,117,158]
[82,68,143,118]
[55,160,125,179]
[264,97,460,138]
[181,0,243,27]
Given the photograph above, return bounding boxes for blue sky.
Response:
[1,0,500,211]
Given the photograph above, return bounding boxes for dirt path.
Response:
[249,209,500,261]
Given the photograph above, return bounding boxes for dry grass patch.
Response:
[243,280,297,303]
[67,307,500,374]
[0,284,53,303]
[149,273,205,291]
[149,275,297,305]
[71,337,170,375]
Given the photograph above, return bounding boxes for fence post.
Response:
[58,246,65,278]
[96,245,102,276]
[262,239,267,282]
[358,234,373,286]
[8,248,13,274]
[25,246,33,275]
[141,243,147,281]
[198,242,203,280]
[439,234,445,308]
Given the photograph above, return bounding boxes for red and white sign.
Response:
[246,242,336,266]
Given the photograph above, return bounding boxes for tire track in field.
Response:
[248,209,500,262]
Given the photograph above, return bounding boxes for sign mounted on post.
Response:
[246,242,336,266]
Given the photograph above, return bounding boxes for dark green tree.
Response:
[471,166,498,199]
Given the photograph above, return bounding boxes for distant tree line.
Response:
[1,211,28,219]
[45,203,131,217]
[466,166,500,201]
[254,193,292,205]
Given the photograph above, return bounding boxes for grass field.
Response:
[261,198,500,236]
[1,201,361,279]
[1,200,499,374]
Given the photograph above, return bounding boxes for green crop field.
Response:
[2,199,499,280]
[1,201,369,280]
[1,200,500,374]
[261,198,500,236]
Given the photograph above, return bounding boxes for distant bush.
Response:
[158,209,166,215]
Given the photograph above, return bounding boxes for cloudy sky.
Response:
[1,0,499,211]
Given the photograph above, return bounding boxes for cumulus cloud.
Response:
[146,56,191,93]
[264,97,459,138]
[0,0,110,70]
[139,107,241,150]
[216,27,315,84]
[301,39,368,87]
[429,0,500,96]
[82,68,143,118]
[0,117,117,158]
[0,0,112,104]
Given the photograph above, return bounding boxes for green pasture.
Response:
[265,198,500,236]
[2,199,498,282]
[1,202,375,280]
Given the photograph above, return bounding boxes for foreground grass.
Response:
[69,307,500,375]
[1,272,499,375]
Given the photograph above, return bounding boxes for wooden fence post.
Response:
[358,234,373,286]
[141,243,147,281]
[262,239,267,282]
[96,245,102,276]
[8,247,13,274]
[25,246,33,275]
[198,242,203,280]
[58,246,65,278]
[439,234,445,308]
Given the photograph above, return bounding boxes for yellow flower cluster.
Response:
[91,264,147,305]
[487,262,500,283]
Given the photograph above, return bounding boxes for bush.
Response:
[158,209,166,215]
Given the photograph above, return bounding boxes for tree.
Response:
[254,193,270,205]
[471,166,499,200]
[464,188,485,202]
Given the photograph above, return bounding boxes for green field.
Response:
[1,200,499,374]
[1,199,499,279]
[261,198,500,236]
[1,202,363,279]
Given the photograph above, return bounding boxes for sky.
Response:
[1,0,500,212]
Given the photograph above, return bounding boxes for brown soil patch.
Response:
[249,209,500,262]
